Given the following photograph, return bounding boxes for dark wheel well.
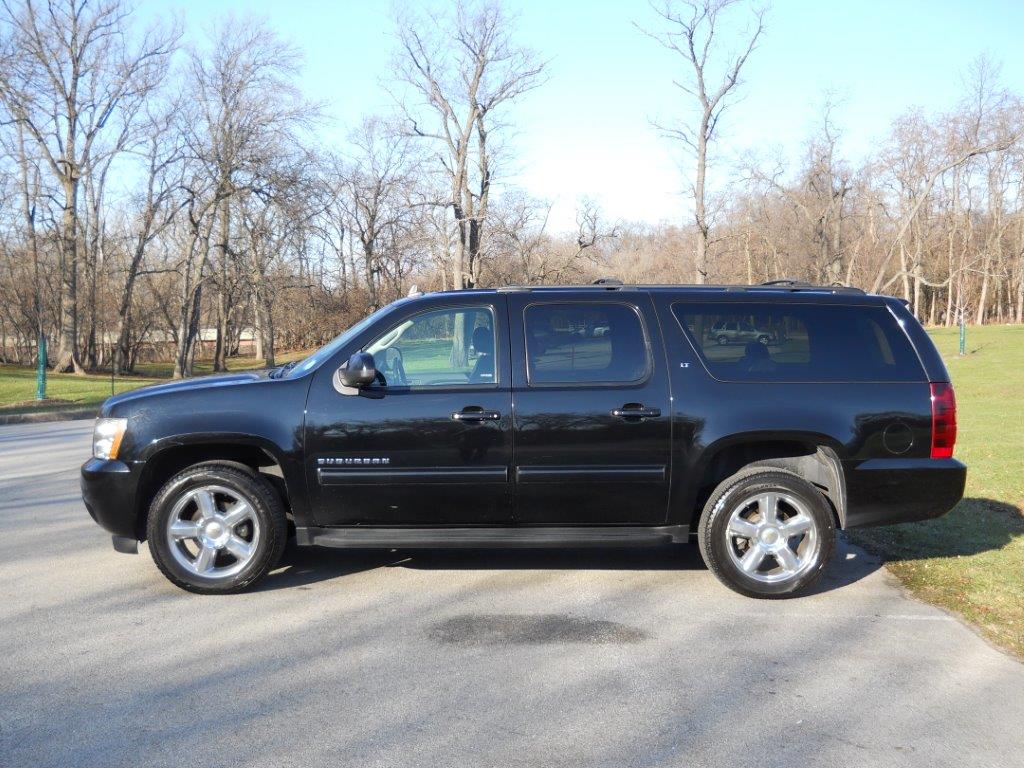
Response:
[693,440,845,532]
[134,444,289,540]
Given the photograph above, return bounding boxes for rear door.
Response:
[508,292,672,525]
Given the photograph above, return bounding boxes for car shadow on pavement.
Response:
[849,497,1023,561]
[259,534,882,595]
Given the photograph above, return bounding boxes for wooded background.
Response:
[1,0,1021,377]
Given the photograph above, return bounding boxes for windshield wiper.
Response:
[269,360,298,379]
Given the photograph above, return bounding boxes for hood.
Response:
[103,370,267,411]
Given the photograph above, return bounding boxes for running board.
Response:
[296,525,690,549]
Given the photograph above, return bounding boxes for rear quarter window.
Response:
[672,302,925,383]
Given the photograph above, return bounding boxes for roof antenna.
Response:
[407,284,422,297]
[592,277,623,287]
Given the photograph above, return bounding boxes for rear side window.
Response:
[525,303,650,385]
[672,302,924,382]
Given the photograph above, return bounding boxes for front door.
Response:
[304,296,513,526]
[508,294,672,525]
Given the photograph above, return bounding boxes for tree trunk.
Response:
[449,310,470,368]
[1016,216,1024,323]
[452,200,468,290]
[694,123,709,284]
[54,179,83,373]
[261,296,275,368]
[744,230,753,284]
[173,279,201,379]
[113,247,143,376]
[173,213,213,378]
[213,198,231,371]
[977,252,991,324]
[252,290,264,361]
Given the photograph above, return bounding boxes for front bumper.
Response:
[843,458,967,528]
[81,457,143,540]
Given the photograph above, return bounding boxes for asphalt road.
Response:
[1,420,1022,768]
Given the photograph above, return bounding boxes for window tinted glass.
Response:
[287,304,392,377]
[526,303,649,385]
[365,306,495,387]
[673,302,923,382]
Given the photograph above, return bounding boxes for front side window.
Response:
[365,306,496,387]
[525,303,650,385]
[673,302,924,383]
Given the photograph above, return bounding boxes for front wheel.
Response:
[146,464,288,594]
[697,469,835,598]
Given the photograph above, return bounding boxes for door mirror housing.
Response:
[339,352,377,388]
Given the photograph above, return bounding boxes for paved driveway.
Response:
[1,420,1022,767]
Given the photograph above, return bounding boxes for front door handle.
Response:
[612,404,661,420]
[452,408,501,423]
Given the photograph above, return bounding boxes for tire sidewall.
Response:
[147,465,286,594]
[700,470,835,598]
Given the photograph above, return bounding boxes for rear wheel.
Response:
[717,334,729,346]
[697,469,834,598]
[147,463,287,594]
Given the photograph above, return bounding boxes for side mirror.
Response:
[339,352,377,388]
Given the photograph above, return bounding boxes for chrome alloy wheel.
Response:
[724,491,820,584]
[165,485,261,580]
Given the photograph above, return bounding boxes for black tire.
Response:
[697,468,835,598]
[757,334,770,345]
[717,335,729,346]
[146,463,288,594]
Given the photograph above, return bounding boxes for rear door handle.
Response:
[452,408,501,423]
[612,404,661,420]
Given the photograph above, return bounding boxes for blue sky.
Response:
[141,0,1024,231]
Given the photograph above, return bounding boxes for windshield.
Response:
[284,304,395,378]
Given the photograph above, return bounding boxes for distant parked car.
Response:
[710,319,773,345]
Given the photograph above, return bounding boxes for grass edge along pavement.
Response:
[851,325,1024,659]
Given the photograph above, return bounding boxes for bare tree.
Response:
[338,117,416,310]
[111,100,185,374]
[0,0,177,371]
[184,16,315,371]
[485,196,618,286]
[394,0,545,293]
[640,0,765,283]
[750,101,853,285]
[169,184,215,379]
[869,96,1021,298]
[0,119,45,344]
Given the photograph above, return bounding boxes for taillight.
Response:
[930,382,957,459]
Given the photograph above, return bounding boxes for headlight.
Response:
[93,418,128,460]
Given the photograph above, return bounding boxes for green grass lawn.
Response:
[852,324,1024,657]
[0,350,308,415]
[0,365,163,414]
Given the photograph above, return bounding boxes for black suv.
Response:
[81,282,966,597]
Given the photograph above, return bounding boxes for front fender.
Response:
[135,428,309,526]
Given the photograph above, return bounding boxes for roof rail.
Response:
[759,278,865,295]
[492,281,866,295]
